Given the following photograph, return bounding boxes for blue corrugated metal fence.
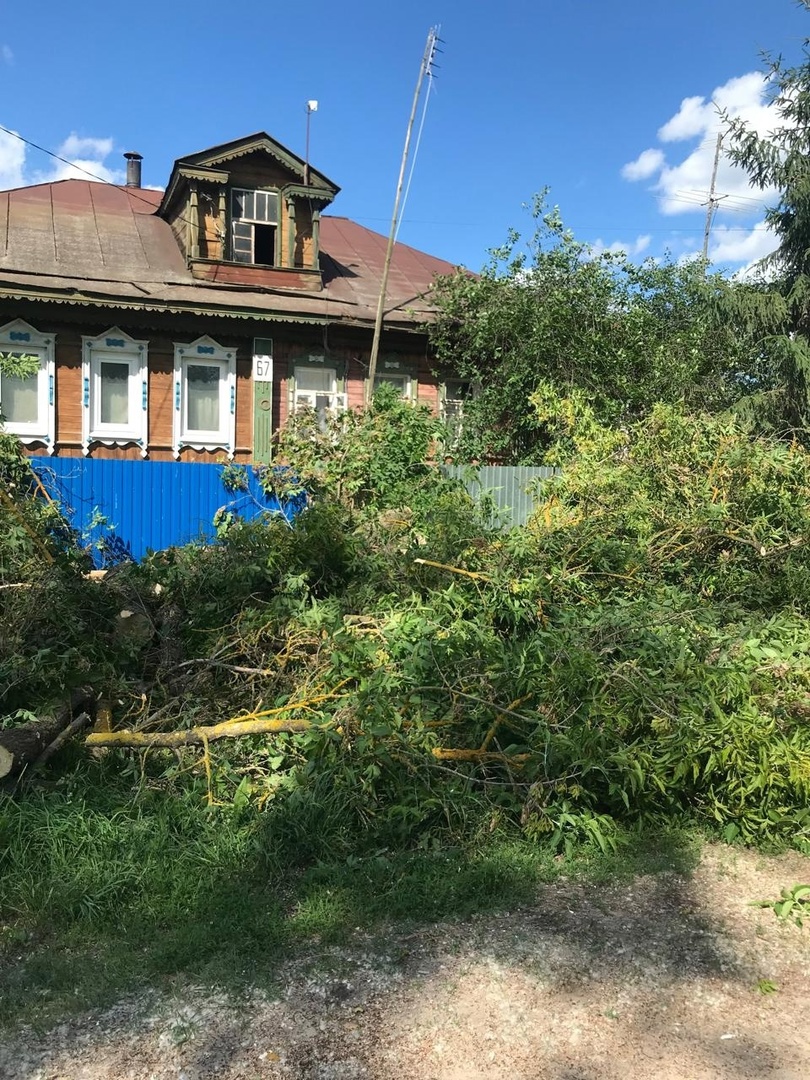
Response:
[30,457,305,566]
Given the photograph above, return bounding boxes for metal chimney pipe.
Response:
[124,152,143,188]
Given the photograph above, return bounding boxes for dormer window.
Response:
[231,188,278,265]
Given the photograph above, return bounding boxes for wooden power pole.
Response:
[366,28,439,403]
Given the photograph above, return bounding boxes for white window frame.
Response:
[440,379,473,451]
[173,336,236,459]
[291,357,347,426]
[441,379,472,420]
[370,358,415,402]
[82,328,149,457]
[231,187,279,266]
[0,320,56,453]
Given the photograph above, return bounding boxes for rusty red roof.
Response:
[0,179,457,329]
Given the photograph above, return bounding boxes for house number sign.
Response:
[253,357,272,380]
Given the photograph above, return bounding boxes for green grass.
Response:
[0,757,701,1033]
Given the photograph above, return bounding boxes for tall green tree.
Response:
[430,197,753,464]
[722,1,810,434]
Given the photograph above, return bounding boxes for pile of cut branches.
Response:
[4,400,810,855]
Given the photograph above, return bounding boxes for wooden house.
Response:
[0,132,460,466]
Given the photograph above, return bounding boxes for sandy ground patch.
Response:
[2,844,809,1080]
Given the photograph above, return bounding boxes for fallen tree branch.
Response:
[413,558,491,581]
[413,686,540,727]
[85,716,314,749]
[26,713,91,777]
[431,748,532,764]
[427,761,534,787]
[169,658,274,677]
[480,694,532,752]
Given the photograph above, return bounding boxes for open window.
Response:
[231,188,279,265]
[173,337,236,458]
[82,329,149,456]
[0,319,55,453]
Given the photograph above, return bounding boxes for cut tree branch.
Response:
[85,716,315,749]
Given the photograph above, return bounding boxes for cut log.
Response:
[0,688,96,780]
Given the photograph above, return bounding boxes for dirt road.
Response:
[3,844,809,1079]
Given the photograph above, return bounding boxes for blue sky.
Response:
[1,1,808,274]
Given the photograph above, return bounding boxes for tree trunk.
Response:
[0,688,96,780]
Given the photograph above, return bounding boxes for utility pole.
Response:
[366,27,440,403]
[702,132,724,262]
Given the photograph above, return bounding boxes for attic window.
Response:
[231,188,278,265]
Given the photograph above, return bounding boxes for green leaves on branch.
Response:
[0,351,39,381]
[720,7,810,435]
[429,196,758,463]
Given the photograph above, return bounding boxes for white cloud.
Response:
[1,44,12,65]
[622,71,781,218]
[620,71,789,270]
[589,234,652,259]
[0,126,125,189]
[0,127,25,188]
[658,73,772,143]
[621,149,665,182]
[657,95,708,142]
[58,134,115,161]
[709,220,778,267]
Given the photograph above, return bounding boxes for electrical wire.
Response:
[0,121,208,238]
[394,29,440,244]
[395,68,434,243]
[0,119,772,258]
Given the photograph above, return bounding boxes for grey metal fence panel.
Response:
[442,465,560,528]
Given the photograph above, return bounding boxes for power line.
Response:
[0,122,208,239]
[367,26,440,399]
[395,61,436,244]
[0,120,771,265]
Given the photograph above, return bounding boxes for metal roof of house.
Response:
[0,180,457,329]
